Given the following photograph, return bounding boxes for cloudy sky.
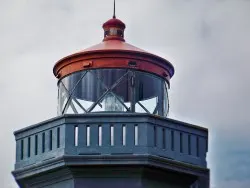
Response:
[1,0,250,187]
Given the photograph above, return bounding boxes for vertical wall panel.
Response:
[38,133,43,155]
[182,133,188,155]
[199,137,207,158]
[191,135,197,157]
[60,124,66,149]
[138,123,147,146]
[90,124,98,147]
[114,124,122,146]
[156,126,163,149]
[23,138,28,160]
[30,135,35,157]
[126,124,135,147]
[52,128,57,150]
[64,124,75,148]
[165,128,171,150]
[174,130,180,153]
[16,140,21,162]
[147,124,154,147]
[44,131,50,153]
[78,125,87,147]
[102,124,111,147]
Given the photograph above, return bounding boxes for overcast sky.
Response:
[1,0,250,187]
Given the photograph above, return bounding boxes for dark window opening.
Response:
[117,29,123,37]
[57,128,60,148]
[21,140,24,160]
[180,132,183,153]
[188,135,191,155]
[49,130,53,150]
[162,128,166,149]
[35,135,38,155]
[196,137,200,157]
[104,30,109,37]
[42,132,45,153]
[171,130,174,151]
[28,137,31,157]
[154,126,157,147]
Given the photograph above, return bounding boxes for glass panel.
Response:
[135,103,147,113]
[134,71,163,115]
[71,71,107,101]
[163,82,169,116]
[89,69,131,112]
[138,97,157,113]
[64,99,78,114]
[134,72,162,101]
[90,96,105,112]
[73,98,93,113]
[58,82,70,115]
[57,69,169,116]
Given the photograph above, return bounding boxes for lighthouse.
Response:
[12,5,209,188]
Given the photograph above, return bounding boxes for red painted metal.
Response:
[103,18,126,29]
[53,17,175,82]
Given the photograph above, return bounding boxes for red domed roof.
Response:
[53,16,175,81]
[80,40,146,53]
[56,39,173,69]
[103,18,126,29]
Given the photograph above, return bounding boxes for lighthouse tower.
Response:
[12,6,209,188]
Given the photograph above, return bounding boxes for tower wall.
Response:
[13,114,209,188]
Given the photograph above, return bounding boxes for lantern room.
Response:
[53,16,174,116]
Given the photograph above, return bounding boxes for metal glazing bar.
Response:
[72,98,87,113]
[110,92,130,111]
[70,99,78,114]
[153,102,159,115]
[87,71,108,108]
[165,82,169,116]
[62,71,88,114]
[137,101,150,114]
[130,71,136,112]
[61,82,87,112]
[87,70,130,112]
[60,82,70,96]
[158,79,164,116]
[89,70,131,110]
[60,81,71,113]
[63,98,78,114]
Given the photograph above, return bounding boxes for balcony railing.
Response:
[14,113,208,170]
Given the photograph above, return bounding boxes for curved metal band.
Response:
[55,58,171,83]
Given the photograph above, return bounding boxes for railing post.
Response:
[78,124,87,147]
[126,123,135,147]
[114,124,123,146]
[102,123,111,147]
[64,124,75,154]
[138,123,147,146]
[90,124,99,147]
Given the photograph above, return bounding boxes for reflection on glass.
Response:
[104,93,124,111]
[57,69,169,116]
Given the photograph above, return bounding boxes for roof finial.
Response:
[113,0,116,19]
